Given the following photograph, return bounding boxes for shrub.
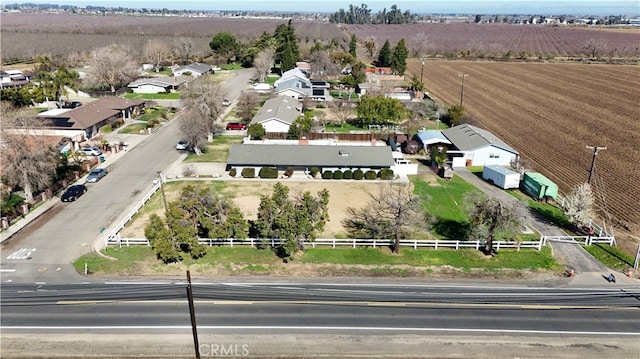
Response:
[229,168,237,177]
[241,168,255,178]
[379,168,394,180]
[365,170,377,180]
[182,164,197,177]
[310,167,320,178]
[343,169,353,180]
[316,104,326,109]
[284,167,294,177]
[322,170,333,179]
[259,167,278,179]
[353,169,364,180]
[332,170,343,180]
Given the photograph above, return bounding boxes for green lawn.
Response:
[118,123,148,134]
[584,244,635,271]
[75,245,560,276]
[324,123,365,133]
[302,246,559,271]
[123,93,180,100]
[411,175,480,238]
[184,135,244,163]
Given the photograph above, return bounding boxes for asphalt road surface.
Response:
[0,69,255,285]
[2,281,639,358]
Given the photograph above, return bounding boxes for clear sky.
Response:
[24,0,640,15]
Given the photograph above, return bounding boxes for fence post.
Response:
[455,240,459,250]
[333,239,336,249]
[475,240,479,250]
[353,239,356,248]
[496,241,500,251]
[373,239,376,248]
[435,239,438,250]
[414,239,417,250]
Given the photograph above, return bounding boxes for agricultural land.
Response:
[407,60,639,252]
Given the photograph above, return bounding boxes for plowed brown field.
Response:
[410,60,640,243]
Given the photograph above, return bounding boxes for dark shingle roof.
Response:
[227,144,395,168]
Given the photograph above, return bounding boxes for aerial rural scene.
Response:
[1,1,639,358]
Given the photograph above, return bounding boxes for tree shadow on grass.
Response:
[431,218,471,239]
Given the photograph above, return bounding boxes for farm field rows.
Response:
[409,60,640,245]
[345,23,640,57]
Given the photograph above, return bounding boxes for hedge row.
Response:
[230,167,395,180]
[320,169,394,181]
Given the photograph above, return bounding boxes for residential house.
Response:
[171,62,214,77]
[441,124,519,167]
[226,143,395,173]
[128,76,190,94]
[37,97,147,140]
[274,68,308,87]
[249,96,302,133]
[414,130,452,153]
[273,69,331,101]
[1,69,31,89]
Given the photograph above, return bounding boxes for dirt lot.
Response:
[407,60,640,253]
[121,180,395,238]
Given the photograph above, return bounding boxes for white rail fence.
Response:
[542,235,615,246]
[107,236,545,251]
[104,181,161,246]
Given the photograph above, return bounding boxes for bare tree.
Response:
[364,36,377,58]
[409,32,432,57]
[343,183,425,253]
[253,48,275,82]
[328,100,354,127]
[309,50,342,79]
[84,44,138,92]
[563,182,596,228]
[179,76,226,154]
[1,105,59,202]
[583,39,608,59]
[144,39,171,72]
[464,193,524,255]
[236,91,260,122]
[173,37,195,65]
[510,156,529,177]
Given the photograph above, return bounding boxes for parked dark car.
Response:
[61,184,87,202]
[226,122,246,130]
[86,168,108,183]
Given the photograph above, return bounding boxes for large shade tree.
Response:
[255,183,329,258]
[464,193,524,254]
[84,44,138,92]
[209,32,240,64]
[179,76,226,154]
[343,183,426,253]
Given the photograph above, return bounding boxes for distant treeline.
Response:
[329,4,416,24]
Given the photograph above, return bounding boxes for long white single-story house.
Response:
[128,76,190,94]
[441,124,519,167]
[249,96,302,133]
[171,62,214,77]
[226,144,395,173]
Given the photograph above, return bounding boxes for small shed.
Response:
[521,172,558,201]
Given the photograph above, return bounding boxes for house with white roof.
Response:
[171,62,214,77]
[128,76,191,94]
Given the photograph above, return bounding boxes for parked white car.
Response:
[81,146,102,156]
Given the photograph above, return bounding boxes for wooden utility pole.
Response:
[458,74,469,106]
[186,270,200,359]
[586,145,606,184]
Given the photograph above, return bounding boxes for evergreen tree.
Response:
[349,34,357,58]
[390,38,408,74]
[275,20,300,72]
[377,39,392,67]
